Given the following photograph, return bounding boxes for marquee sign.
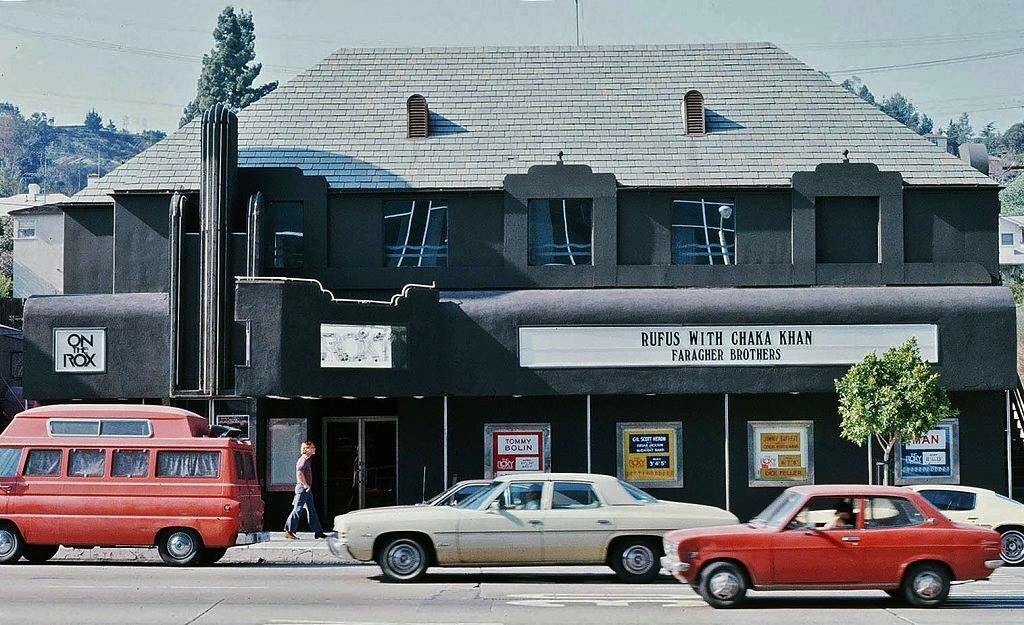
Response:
[518,324,938,368]
[483,423,551,479]
[53,328,106,373]
[320,324,403,369]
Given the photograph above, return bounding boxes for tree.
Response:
[105,119,117,132]
[835,338,958,485]
[841,77,876,105]
[943,113,974,151]
[83,109,103,131]
[0,216,12,298]
[179,6,278,127]
[1001,123,1024,154]
[879,93,921,133]
[977,122,1001,152]
[918,114,933,136]
[1002,174,1024,216]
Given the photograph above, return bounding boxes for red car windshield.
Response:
[750,491,803,527]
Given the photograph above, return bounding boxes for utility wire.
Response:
[827,46,1024,75]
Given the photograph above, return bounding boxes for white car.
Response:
[328,472,738,582]
[908,484,1024,565]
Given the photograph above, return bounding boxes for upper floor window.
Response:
[15,218,37,239]
[384,199,448,267]
[1002,233,1015,246]
[269,201,304,270]
[672,199,735,265]
[528,198,593,266]
[815,196,879,264]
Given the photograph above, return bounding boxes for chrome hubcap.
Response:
[0,529,16,558]
[167,533,195,559]
[1002,531,1024,564]
[621,545,655,575]
[912,572,943,599]
[387,543,422,576]
[709,571,741,600]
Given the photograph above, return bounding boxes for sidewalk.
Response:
[52,532,349,565]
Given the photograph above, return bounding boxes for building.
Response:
[1,183,72,298]
[999,215,1024,278]
[22,44,1019,522]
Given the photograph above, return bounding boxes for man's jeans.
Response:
[285,487,323,534]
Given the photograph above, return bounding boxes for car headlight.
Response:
[686,551,699,560]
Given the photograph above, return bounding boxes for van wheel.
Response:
[22,545,59,563]
[158,529,205,566]
[901,563,950,608]
[609,538,662,583]
[698,561,748,608]
[0,524,24,564]
[200,548,228,565]
[377,537,429,582]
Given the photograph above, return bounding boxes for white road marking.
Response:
[47,585,269,590]
[505,593,706,608]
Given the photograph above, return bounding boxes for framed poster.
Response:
[216,414,254,444]
[483,423,551,479]
[748,420,814,487]
[268,418,306,492]
[53,327,106,373]
[895,418,960,485]
[616,422,684,488]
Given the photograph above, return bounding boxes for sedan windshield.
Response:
[750,491,803,527]
[455,481,503,509]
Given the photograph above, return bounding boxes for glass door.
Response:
[322,417,397,517]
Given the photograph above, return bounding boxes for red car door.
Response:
[850,496,930,584]
[770,496,863,585]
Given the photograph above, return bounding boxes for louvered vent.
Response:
[683,90,706,135]
[407,94,429,138]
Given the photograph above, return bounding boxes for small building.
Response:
[999,215,1024,278]
[21,44,1020,522]
[1,184,71,299]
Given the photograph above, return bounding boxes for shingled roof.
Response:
[70,42,993,202]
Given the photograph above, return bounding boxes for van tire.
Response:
[157,529,205,566]
[22,545,59,563]
[0,524,24,564]
[200,548,228,565]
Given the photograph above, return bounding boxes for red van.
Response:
[0,404,267,566]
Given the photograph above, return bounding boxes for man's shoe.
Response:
[283,531,299,540]
[314,532,330,539]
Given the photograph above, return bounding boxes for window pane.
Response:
[268,202,304,269]
[112,450,149,477]
[268,418,305,489]
[864,497,925,529]
[500,481,544,509]
[1002,233,1015,246]
[551,482,601,509]
[25,450,61,476]
[815,196,880,264]
[234,451,246,480]
[671,199,735,265]
[383,200,448,267]
[100,420,151,437]
[68,449,105,477]
[0,447,22,477]
[49,420,100,436]
[789,497,857,530]
[156,451,220,478]
[528,199,593,266]
[919,490,976,512]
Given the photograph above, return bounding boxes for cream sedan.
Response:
[328,472,738,582]
[908,484,1024,565]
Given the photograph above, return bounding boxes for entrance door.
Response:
[322,418,397,518]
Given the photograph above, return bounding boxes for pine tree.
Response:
[83,109,103,131]
[179,6,277,127]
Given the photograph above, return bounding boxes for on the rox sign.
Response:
[53,328,106,373]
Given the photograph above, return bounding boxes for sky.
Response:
[0,0,1022,134]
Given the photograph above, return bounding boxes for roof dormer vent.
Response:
[683,90,706,136]
[407,94,429,138]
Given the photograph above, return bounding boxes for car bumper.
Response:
[235,531,270,546]
[985,559,1005,570]
[326,537,359,561]
[660,555,691,574]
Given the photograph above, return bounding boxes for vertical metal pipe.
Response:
[443,395,449,488]
[168,192,184,393]
[724,393,730,512]
[1008,390,1014,497]
[246,191,265,276]
[586,394,592,473]
[867,436,874,485]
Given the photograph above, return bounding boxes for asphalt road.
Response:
[2,562,1023,625]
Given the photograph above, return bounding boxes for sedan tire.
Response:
[377,537,429,582]
[609,538,662,583]
[999,528,1024,566]
[900,563,950,608]
[698,561,748,608]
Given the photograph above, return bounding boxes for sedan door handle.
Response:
[528,520,544,526]
[841,536,860,543]
[597,519,612,525]
[0,485,12,493]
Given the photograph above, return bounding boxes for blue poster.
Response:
[899,420,956,481]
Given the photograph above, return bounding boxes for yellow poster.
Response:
[622,428,677,482]
[749,422,813,485]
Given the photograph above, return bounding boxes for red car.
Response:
[662,485,1004,608]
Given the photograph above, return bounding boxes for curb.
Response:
[51,533,349,565]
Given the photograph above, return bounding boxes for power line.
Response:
[827,46,1024,75]
[786,26,1024,50]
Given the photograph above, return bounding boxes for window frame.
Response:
[917,489,977,512]
[155,450,222,479]
[47,419,152,438]
[382,199,449,268]
[14,218,37,240]
[670,198,736,266]
[0,446,24,478]
[111,449,151,478]
[23,449,63,478]
[1002,232,1015,246]
[550,481,604,510]
[527,198,594,267]
[862,496,927,530]
[67,448,107,478]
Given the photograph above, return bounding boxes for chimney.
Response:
[27,183,41,200]
[958,143,990,175]
[86,173,100,188]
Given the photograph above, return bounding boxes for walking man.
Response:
[284,441,328,539]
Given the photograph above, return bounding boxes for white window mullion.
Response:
[700,198,714,264]
[562,199,576,266]
[397,200,416,267]
[417,200,433,267]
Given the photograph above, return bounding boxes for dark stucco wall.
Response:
[63,206,113,295]
[113,195,170,293]
[23,292,169,400]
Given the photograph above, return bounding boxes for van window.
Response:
[68,449,105,477]
[157,451,220,478]
[244,454,257,481]
[50,420,100,436]
[24,450,61,476]
[99,420,151,437]
[0,447,22,477]
[234,451,246,480]
[112,450,150,477]
[48,419,152,438]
